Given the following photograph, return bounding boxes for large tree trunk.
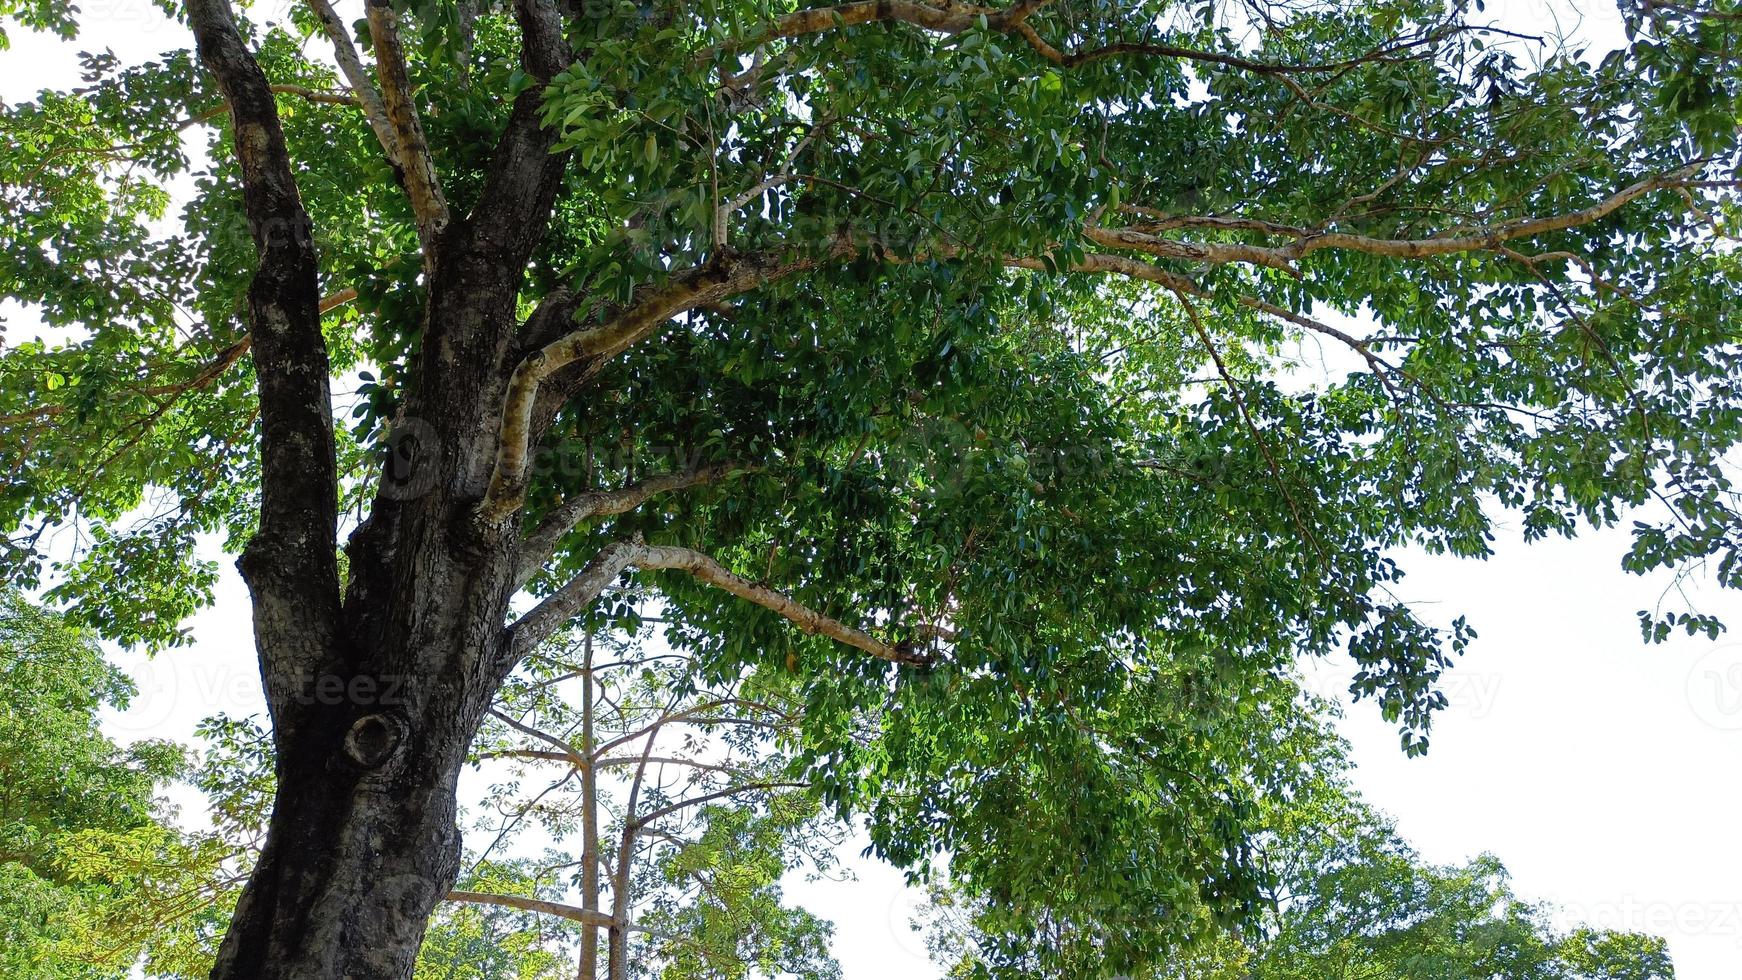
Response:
[208,364,527,979]
[209,713,469,979]
[211,512,520,979]
[185,0,582,973]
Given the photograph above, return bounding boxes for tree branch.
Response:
[446,890,615,928]
[1084,224,1303,276]
[632,543,931,666]
[591,697,791,758]
[478,249,833,523]
[482,167,1705,525]
[629,781,811,831]
[516,463,752,588]
[1,288,355,428]
[507,541,645,658]
[1278,166,1718,260]
[452,0,572,264]
[304,0,402,170]
[723,1,1448,82]
[487,708,589,768]
[506,540,933,667]
[187,0,340,630]
[363,0,448,253]
[477,747,748,776]
[1092,167,1720,274]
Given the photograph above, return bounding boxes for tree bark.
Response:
[578,634,602,980]
[188,0,575,972]
[209,707,471,979]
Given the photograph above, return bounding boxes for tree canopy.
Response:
[1,0,1739,975]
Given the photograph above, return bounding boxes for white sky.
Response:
[5,1,1740,978]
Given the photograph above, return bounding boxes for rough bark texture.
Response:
[188,0,573,975]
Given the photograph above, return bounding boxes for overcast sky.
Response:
[4,1,1740,977]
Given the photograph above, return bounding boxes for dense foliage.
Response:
[0,589,233,978]
[923,763,1677,980]
[2,0,1739,974]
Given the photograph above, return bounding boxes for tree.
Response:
[458,629,842,980]
[0,589,228,978]
[921,745,1676,980]
[2,0,1739,976]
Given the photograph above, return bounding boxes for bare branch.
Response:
[591,697,792,758]
[596,755,745,774]
[446,890,615,928]
[487,708,589,768]
[630,781,811,831]
[472,748,576,765]
[631,544,932,667]
[516,463,753,588]
[364,0,449,253]
[507,540,932,668]
[483,747,749,775]
[303,0,402,169]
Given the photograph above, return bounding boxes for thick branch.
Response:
[1279,167,1713,259]
[1000,250,1198,291]
[364,0,448,252]
[1102,167,1718,272]
[633,544,931,666]
[507,541,932,667]
[453,0,572,263]
[485,167,1704,524]
[1084,225,1303,276]
[446,890,614,928]
[478,249,831,522]
[507,541,644,657]
[516,463,750,587]
[187,0,340,623]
